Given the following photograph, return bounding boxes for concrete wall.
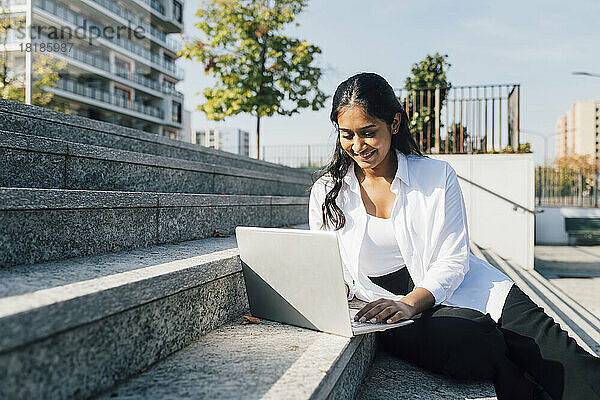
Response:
[431,154,535,269]
[535,206,600,245]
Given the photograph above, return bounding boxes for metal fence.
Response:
[395,84,520,154]
[536,166,597,207]
[260,144,333,168]
[260,83,521,168]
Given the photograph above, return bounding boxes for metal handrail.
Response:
[456,174,542,214]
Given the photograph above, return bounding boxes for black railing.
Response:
[395,84,521,155]
[536,166,597,208]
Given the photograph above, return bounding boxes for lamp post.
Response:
[25,0,32,104]
[520,130,551,166]
[521,130,553,207]
[572,71,600,207]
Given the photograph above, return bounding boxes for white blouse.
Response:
[308,148,514,322]
[359,214,405,277]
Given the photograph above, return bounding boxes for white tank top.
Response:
[358,214,406,277]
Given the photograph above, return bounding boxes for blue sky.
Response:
[178,0,600,164]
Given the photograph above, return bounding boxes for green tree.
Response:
[1,7,66,110]
[1,53,67,109]
[403,52,451,153]
[0,4,23,99]
[180,0,328,158]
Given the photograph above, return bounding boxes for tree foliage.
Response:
[403,52,451,153]
[1,54,67,109]
[1,7,66,110]
[404,52,451,91]
[180,0,327,156]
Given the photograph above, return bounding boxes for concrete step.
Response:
[357,350,496,400]
[473,243,600,356]
[0,100,314,180]
[93,318,376,400]
[0,130,311,196]
[0,187,308,268]
[1,223,377,400]
[0,229,268,399]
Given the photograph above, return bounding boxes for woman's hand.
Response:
[354,287,436,324]
[354,298,416,324]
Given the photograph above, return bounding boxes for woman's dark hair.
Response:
[312,72,423,231]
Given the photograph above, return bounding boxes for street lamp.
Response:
[571,71,600,207]
[572,71,600,78]
[520,129,552,166]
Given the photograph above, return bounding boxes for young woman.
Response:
[308,72,600,400]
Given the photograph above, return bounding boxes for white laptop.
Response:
[235,226,413,338]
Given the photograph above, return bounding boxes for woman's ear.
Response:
[391,112,402,134]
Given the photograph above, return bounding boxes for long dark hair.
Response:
[311,72,423,231]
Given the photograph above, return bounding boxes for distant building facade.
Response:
[556,100,599,160]
[1,0,185,138]
[555,115,568,158]
[195,128,250,156]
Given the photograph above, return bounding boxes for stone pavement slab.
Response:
[356,351,496,400]
[535,245,600,317]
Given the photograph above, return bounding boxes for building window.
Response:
[114,58,131,79]
[173,0,182,23]
[172,101,181,123]
[114,87,130,108]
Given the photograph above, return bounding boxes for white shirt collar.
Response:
[342,148,411,194]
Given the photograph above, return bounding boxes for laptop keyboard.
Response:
[349,308,370,327]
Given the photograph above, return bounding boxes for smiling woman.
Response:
[308,72,600,400]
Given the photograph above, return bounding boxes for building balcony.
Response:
[146,0,164,15]
[29,34,183,99]
[0,0,26,6]
[82,0,182,54]
[34,0,183,79]
[132,0,182,33]
[114,68,183,99]
[53,77,165,120]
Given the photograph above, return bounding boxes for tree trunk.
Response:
[256,115,261,159]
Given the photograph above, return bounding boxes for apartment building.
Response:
[1,0,185,138]
[556,100,600,160]
[555,114,568,159]
[195,128,250,157]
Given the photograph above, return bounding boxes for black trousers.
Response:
[369,268,600,400]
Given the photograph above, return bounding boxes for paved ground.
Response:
[535,245,600,316]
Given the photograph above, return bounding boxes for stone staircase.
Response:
[0,100,348,399]
[2,100,596,400]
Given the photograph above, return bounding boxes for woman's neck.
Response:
[355,148,398,183]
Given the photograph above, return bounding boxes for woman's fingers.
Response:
[354,299,386,321]
[371,305,397,323]
[386,310,410,323]
[356,300,394,323]
[354,300,414,324]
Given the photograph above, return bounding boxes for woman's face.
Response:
[337,105,398,170]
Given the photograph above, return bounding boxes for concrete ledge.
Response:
[0,222,376,400]
[93,320,375,400]
[0,188,308,267]
[0,130,312,196]
[0,235,247,399]
[357,350,496,400]
[0,100,314,179]
[474,243,600,356]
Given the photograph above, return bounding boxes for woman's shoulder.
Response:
[407,154,450,169]
[405,154,454,186]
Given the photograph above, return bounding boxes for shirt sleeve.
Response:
[308,180,356,300]
[416,164,470,306]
